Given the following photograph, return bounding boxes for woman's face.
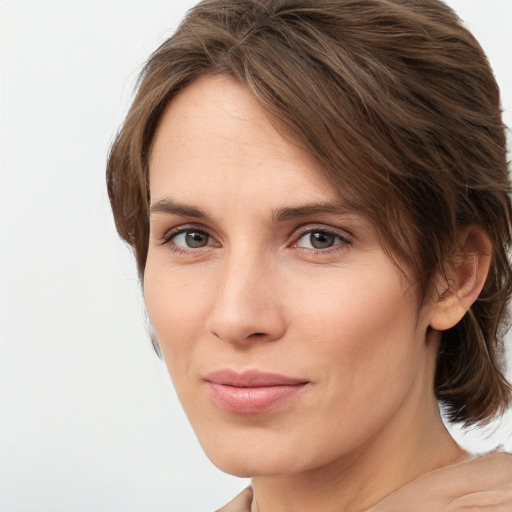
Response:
[145,75,438,477]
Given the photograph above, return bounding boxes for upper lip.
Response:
[204,369,308,387]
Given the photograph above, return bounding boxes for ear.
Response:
[428,226,492,332]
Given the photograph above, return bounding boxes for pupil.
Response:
[310,232,335,249]
[186,231,207,248]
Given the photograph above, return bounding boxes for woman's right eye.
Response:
[164,228,216,250]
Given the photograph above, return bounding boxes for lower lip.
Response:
[206,382,308,414]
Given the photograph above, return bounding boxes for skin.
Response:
[145,75,497,512]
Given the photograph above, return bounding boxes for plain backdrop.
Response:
[0,1,511,511]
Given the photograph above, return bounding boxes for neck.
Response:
[251,392,467,512]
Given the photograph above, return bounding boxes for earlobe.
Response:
[428,227,492,332]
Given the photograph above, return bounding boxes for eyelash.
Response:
[159,225,217,255]
[159,224,352,256]
[292,227,352,254]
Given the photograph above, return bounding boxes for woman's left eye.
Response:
[294,229,350,250]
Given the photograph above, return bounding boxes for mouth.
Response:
[204,370,310,414]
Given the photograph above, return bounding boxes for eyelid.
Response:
[288,225,354,257]
[158,223,219,247]
[291,224,353,244]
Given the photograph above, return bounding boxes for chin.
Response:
[198,432,334,478]
[201,442,282,477]
[209,455,298,478]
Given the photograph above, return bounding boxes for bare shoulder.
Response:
[372,452,512,511]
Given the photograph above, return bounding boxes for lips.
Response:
[204,370,309,414]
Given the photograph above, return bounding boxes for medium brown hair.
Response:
[107,0,512,425]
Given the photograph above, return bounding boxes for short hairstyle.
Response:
[107,0,512,425]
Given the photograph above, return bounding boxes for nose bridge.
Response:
[207,245,284,344]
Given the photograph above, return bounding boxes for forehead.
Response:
[149,75,338,208]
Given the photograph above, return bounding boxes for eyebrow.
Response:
[149,198,354,221]
[272,202,353,222]
[149,199,208,218]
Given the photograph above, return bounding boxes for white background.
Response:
[0,1,511,511]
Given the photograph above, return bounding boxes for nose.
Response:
[205,251,286,346]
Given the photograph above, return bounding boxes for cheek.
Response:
[291,266,419,351]
[143,258,212,366]
[291,269,423,402]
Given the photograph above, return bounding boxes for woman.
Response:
[107,0,512,510]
